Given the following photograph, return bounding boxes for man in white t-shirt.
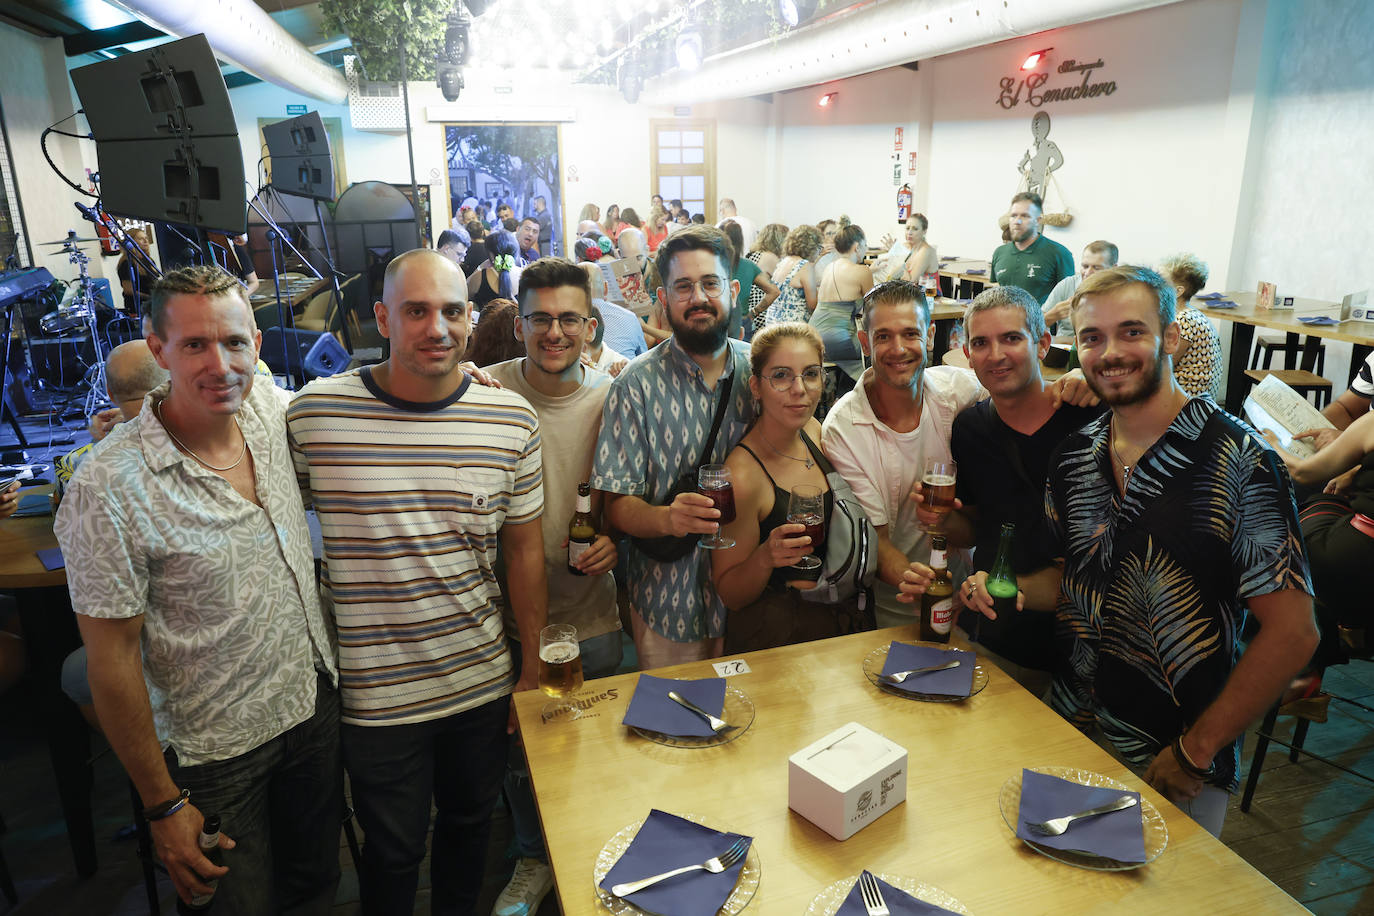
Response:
[821,280,984,628]
[715,198,757,250]
[485,256,620,916]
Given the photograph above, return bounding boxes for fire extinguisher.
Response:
[896,184,912,224]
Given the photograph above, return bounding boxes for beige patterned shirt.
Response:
[55,379,336,766]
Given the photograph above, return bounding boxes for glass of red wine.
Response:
[787,485,824,573]
[698,464,736,550]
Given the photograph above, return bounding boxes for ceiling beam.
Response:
[63,21,166,56]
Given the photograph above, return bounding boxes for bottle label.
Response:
[931,597,953,633]
[930,548,946,569]
[575,492,591,513]
[569,539,591,565]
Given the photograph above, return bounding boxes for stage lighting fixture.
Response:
[620,53,643,104]
[1020,48,1052,70]
[818,91,837,107]
[437,62,464,101]
[675,19,703,71]
[444,6,472,66]
[777,0,819,28]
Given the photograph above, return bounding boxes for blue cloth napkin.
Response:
[622,674,727,738]
[12,493,52,517]
[1196,291,1226,299]
[1016,769,1146,863]
[835,871,961,916]
[880,643,975,697]
[598,809,751,916]
[1199,298,1237,309]
[35,547,65,571]
[964,268,987,275]
[1298,316,1339,326]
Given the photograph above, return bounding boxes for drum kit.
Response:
[35,231,113,413]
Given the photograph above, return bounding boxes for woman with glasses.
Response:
[711,324,863,652]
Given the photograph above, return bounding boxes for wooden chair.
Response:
[1240,660,1374,814]
[1243,368,1333,408]
[1250,333,1326,376]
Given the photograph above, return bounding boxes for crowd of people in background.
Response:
[13,183,1372,916]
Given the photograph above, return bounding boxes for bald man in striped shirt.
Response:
[287,248,548,915]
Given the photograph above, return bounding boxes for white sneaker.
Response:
[492,857,553,916]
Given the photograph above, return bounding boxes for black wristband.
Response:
[1171,735,1215,780]
[142,788,190,821]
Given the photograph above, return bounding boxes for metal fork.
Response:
[609,836,749,897]
[667,690,737,734]
[858,871,890,916]
[878,659,961,684]
[1024,794,1138,836]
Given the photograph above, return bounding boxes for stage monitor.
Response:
[262,112,334,202]
[70,34,245,232]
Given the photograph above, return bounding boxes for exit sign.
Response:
[287,104,307,115]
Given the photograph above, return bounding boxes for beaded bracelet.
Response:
[142,788,190,822]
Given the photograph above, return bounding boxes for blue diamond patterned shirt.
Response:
[592,337,754,642]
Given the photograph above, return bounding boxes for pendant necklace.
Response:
[1108,420,1134,488]
[156,400,247,472]
[762,432,814,469]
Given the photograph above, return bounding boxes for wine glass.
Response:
[698,464,736,550]
[787,485,824,573]
[920,458,957,532]
[538,623,584,723]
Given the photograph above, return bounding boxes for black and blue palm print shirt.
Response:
[1044,397,1313,791]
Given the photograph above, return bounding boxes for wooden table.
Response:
[513,628,1302,914]
[0,489,97,878]
[1195,292,1374,414]
[938,260,995,301]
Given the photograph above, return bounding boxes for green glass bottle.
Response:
[985,523,1019,619]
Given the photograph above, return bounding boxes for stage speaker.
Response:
[258,329,349,380]
[262,112,334,202]
[70,34,245,232]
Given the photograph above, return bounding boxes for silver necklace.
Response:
[1108,421,1134,487]
[762,432,814,469]
[156,401,247,472]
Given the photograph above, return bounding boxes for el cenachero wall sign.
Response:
[998,58,1117,110]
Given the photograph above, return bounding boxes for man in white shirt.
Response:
[485,257,620,916]
[715,198,757,250]
[55,265,340,913]
[1042,239,1118,333]
[821,280,984,628]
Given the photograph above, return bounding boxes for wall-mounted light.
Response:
[818,91,838,107]
[1020,47,1052,70]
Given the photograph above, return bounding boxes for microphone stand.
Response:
[248,191,320,389]
[259,184,354,354]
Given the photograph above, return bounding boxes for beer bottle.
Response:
[567,482,596,576]
[985,523,1019,620]
[175,814,222,913]
[919,534,954,643]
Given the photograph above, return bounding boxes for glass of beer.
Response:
[698,464,736,550]
[787,485,825,576]
[921,458,957,532]
[538,623,584,722]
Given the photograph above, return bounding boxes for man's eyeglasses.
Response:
[522,312,590,334]
[762,366,825,391]
[669,276,727,300]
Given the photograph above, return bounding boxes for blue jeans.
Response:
[343,695,510,915]
[505,631,622,859]
[166,673,342,915]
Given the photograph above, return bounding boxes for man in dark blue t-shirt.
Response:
[929,286,1103,678]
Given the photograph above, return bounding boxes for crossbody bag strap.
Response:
[696,368,735,468]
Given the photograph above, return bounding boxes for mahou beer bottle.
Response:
[985,523,1019,620]
[175,814,222,913]
[567,483,596,576]
[919,535,954,643]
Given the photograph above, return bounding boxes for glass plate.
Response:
[998,766,1170,871]
[592,813,761,915]
[861,643,989,702]
[804,873,970,915]
[629,686,755,747]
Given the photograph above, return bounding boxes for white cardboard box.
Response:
[1343,290,1374,325]
[788,722,908,840]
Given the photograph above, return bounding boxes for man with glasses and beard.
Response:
[1033,265,1317,837]
[593,226,753,666]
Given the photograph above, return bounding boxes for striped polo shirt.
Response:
[287,367,544,726]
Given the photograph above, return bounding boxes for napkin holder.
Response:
[788,722,907,841]
[1342,289,1374,324]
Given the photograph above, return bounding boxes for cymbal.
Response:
[38,236,102,246]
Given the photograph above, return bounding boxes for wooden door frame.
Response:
[649,119,716,224]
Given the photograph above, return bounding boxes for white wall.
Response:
[0,23,110,281]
